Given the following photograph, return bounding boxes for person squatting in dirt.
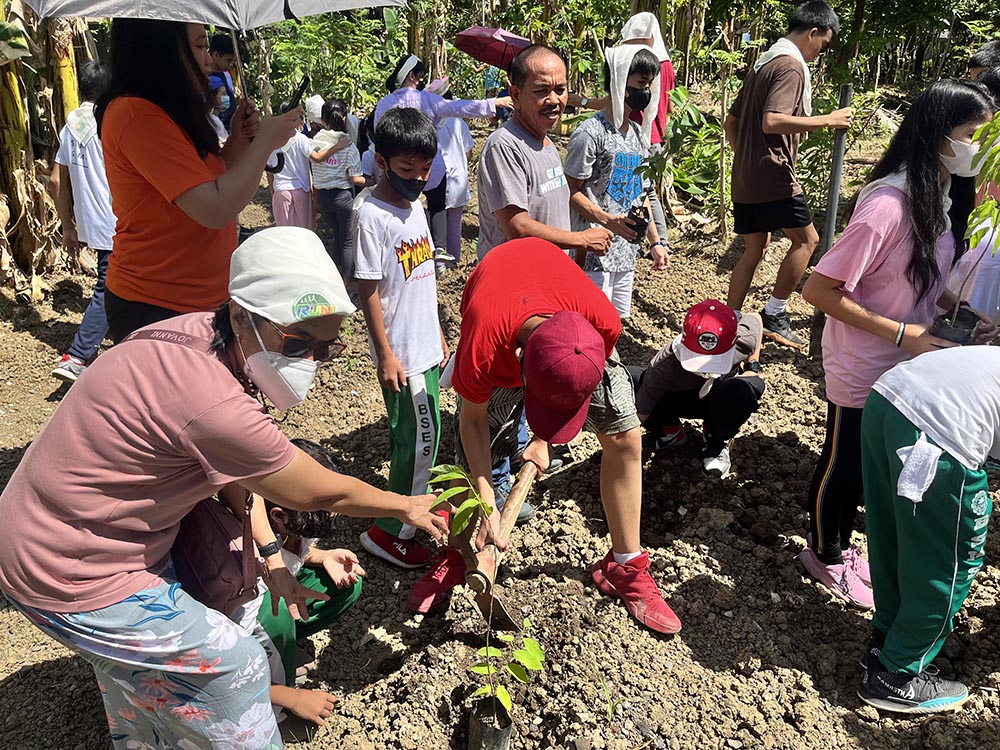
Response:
[629,300,765,480]
[0,227,448,750]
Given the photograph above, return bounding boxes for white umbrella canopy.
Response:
[22,0,405,29]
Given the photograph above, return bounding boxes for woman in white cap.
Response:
[0,227,448,750]
[374,54,512,261]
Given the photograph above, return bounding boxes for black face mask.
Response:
[386,168,426,201]
[625,86,652,111]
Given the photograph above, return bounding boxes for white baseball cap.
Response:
[229,227,355,326]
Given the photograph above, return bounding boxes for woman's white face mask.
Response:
[940,136,983,178]
[238,316,319,410]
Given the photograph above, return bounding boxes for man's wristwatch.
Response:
[743,359,762,374]
[580,97,589,108]
[258,540,282,558]
[651,239,669,250]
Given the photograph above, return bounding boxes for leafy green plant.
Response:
[469,617,546,716]
[427,464,493,535]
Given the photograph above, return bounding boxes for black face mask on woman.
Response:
[386,168,427,201]
[625,86,652,111]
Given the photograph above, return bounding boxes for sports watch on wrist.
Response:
[258,540,282,558]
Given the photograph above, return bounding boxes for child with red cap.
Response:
[407,237,682,635]
[632,300,765,478]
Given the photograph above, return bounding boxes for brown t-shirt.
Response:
[729,56,805,204]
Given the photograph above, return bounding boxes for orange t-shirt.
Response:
[101,97,237,312]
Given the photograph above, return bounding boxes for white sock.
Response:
[613,550,643,565]
[763,296,788,316]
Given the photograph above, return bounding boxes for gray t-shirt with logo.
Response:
[565,112,649,273]
[477,118,571,259]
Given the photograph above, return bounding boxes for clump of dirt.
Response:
[2,167,1000,750]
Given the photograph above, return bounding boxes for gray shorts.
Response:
[456,353,640,468]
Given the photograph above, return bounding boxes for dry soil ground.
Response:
[3,123,1000,750]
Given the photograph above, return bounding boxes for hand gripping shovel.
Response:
[460,462,539,631]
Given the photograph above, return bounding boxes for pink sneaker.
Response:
[798,546,873,609]
[591,551,681,634]
[844,544,871,586]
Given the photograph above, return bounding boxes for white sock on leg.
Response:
[763,296,788,316]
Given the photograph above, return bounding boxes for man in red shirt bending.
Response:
[406,237,681,635]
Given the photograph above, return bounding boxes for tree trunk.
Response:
[48,17,79,133]
[835,0,867,70]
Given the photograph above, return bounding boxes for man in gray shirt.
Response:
[477,45,613,259]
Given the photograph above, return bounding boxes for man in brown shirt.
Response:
[723,1,852,348]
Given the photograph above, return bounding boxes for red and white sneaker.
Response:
[406,547,467,614]
[591,551,682,634]
[360,525,432,569]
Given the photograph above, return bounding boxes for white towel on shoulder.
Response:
[604,44,660,144]
[753,38,812,116]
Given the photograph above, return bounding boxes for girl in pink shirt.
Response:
[798,79,996,609]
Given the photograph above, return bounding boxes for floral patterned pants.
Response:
[8,575,283,749]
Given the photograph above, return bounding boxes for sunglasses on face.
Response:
[256,316,346,362]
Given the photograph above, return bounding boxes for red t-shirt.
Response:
[0,314,296,612]
[629,59,676,145]
[452,239,621,404]
[102,97,237,313]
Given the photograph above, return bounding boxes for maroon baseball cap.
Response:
[673,299,739,375]
[522,311,606,443]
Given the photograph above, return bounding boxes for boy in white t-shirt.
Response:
[354,108,448,569]
[48,62,117,384]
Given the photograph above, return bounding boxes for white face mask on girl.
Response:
[940,136,983,178]
[238,316,319,410]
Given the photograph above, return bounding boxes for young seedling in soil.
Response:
[427,463,493,535]
[469,617,546,721]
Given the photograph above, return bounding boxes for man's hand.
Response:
[439,328,450,369]
[576,226,613,255]
[318,549,366,588]
[62,225,80,258]
[264,563,329,621]
[402,493,450,544]
[650,242,669,271]
[377,353,407,392]
[475,507,508,552]
[494,96,513,110]
[521,436,552,473]
[603,214,638,242]
[824,107,853,130]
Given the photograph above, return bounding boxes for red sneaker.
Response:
[406,547,467,614]
[360,525,432,569]
[591,551,682,634]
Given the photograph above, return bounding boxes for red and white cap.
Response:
[672,299,738,375]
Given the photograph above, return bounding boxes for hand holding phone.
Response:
[281,74,311,114]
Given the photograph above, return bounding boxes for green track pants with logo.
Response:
[374,367,441,538]
[862,392,991,675]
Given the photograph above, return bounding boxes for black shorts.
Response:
[733,194,812,235]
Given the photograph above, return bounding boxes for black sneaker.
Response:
[760,309,804,349]
[860,630,886,672]
[859,665,969,714]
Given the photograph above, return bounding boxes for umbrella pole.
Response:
[229,29,247,101]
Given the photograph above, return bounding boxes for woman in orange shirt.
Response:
[96,20,302,342]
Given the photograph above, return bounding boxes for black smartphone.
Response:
[625,204,649,239]
[282,74,311,113]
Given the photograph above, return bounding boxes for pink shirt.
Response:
[0,314,297,612]
[817,186,955,408]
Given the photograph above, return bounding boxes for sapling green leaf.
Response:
[477,646,505,659]
[507,663,530,684]
[469,663,496,675]
[523,637,545,662]
[471,686,492,699]
[513,649,544,671]
[495,633,516,643]
[434,485,468,506]
[495,684,513,713]
[452,501,480,536]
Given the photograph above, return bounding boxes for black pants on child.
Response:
[807,402,864,565]
[639,373,765,454]
[316,188,355,282]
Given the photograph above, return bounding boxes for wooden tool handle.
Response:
[497,461,539,541]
